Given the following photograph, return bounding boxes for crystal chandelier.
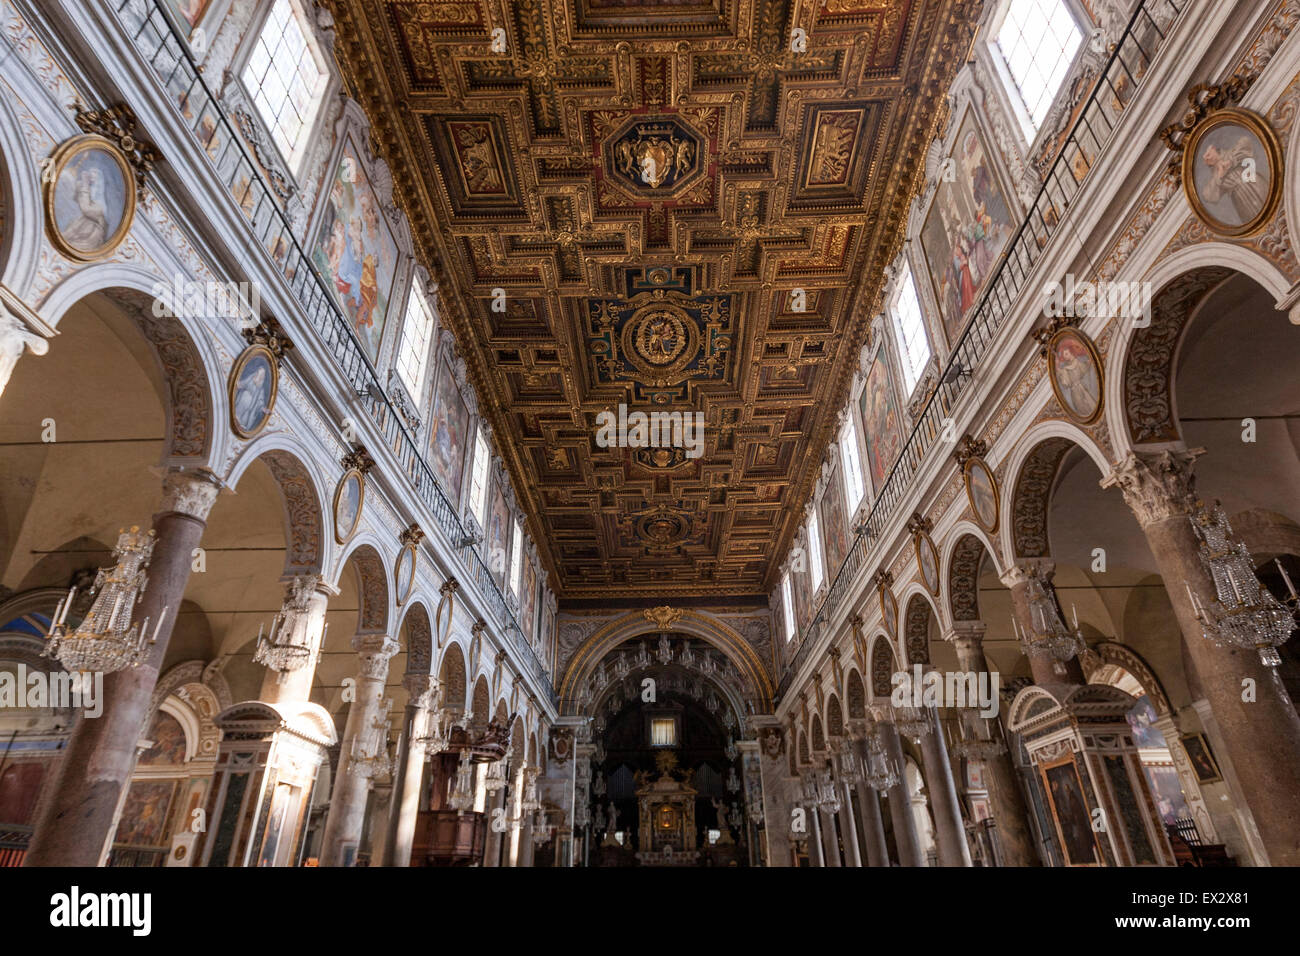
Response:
[592,772,607,797]
[835,737,861,782]
[862,731,899,792]
[252,576,324,675]
[448,749,476,811]
[348,697,394,779]
[530,810,553,846]
[951,729,1008,761]
[484,757,508,793]
[725,767,740,794]
[893,703,931,741]
[1188,498,1297,667]
[416,707,458,756]
[656,633,674,665]
[1014,566,1084,663]
[44,526,166,674]
[816,767,841,814]
[635,640,651,668]
[724,737,738,762]
[520,766,542,812]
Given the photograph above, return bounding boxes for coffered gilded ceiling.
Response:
[325,0,978,600]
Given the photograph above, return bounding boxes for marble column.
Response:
[805,797,825,866]
[879,719,925,866]
[0,301,49,404]
[380,674,438,867]
[1103,448,1300,866]
[319,633,400,866]
[1000,561,1086,688]
[26,468,221,867]
[847,720,890,866]
[258,575,332,706]
[837,782,862,867]
[948,621,1040,866]
[483,784,508,867]
[915,706,972,866]
[818,804,842,866]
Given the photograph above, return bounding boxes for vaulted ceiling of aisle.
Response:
[325,0,978,600]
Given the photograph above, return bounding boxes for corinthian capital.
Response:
[353,633,401,679]
[160,467,223,520]
[1101,448,1204,528]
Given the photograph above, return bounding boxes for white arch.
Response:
[38,261,229,469]
[998,419,1111,561]
[1105,243,1291,459]
[0,91,42,293]
[332,530,394,636]
[939,519,1004,626]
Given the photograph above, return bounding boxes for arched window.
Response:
[993,0,1084,141]
[468,429,490,526]
[509,518,524,597]
[781,573,796,642]
[807,512,825,592]
[240,0,330,172]
[890,263,931,394]
[395,283,436,402]
[839,418,866,513]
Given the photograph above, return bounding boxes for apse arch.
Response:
[333,537,391,636]
[39,265,227,468]
[1000,421,1111,563]
[227,436,331,576]
[557,610,774,713]
[1085,640,1173,719]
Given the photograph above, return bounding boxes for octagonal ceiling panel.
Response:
[328,0,978,600]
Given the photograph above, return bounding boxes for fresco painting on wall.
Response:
[312,140,400,361]
[429,359,470,507]
[919,110,1013,346]
[858,350,903,493]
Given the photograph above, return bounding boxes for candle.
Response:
[1072,604,1079,630]
[1276,559,1298,601]
[59,588,75,625]
[1226,567,1243,605]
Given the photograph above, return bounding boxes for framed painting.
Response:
[333,468,365,545]
[1180,733,1222,784]
[820,466,851,574]
[521,558,537,642]
[918,109,1014,347]
[486,482,510,586]
[395,540,417,606]
[963,456,1000,535]
[1046,327,1103,426]
[1182,107,1282,238]
[857,349,903,494]
[428,358,470,507]
[44,134,136,263]
[914,530,940,597]
[879,582,898,640]
[1042,758,1101,866]
[228,343,278,439]
[311,137,401,361]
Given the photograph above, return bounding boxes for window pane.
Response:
[840,420,865,513]
[510,519,524,596]
[808,514,825,592]
[396,284,435,402]
[892,264,931,394]
[782,574,796,641]
[469,430,490,525]
[650,718,676,747]
[240,0,329,171]
[995,0,1083,140]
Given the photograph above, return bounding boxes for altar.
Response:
[634,751,701,866]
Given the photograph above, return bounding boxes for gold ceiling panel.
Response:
[325,0,978,600]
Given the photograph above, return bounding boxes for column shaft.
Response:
[917,711,972,866]
[880,721,925,866]
[26,471,218,867]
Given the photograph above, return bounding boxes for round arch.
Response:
[1000,421,1111,562]
[0,92,42,292]
[944,523,1001,624]
[557,610,774,713]
[437,640,468,715]
[226,436,330,576]
[333,536,392,636]
[39,266,227,467]
[396,600,433,678]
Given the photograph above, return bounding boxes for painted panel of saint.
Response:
[312,141,400,361]
[919,111,1013,346]
[820,467,850,575]
[858,350,903,493]
[429,359,470,507]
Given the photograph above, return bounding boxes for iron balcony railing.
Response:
[111,0,557,706]
[776,0,1186,699]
